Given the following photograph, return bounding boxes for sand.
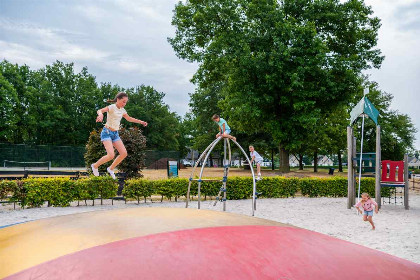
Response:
[1,195,419,264]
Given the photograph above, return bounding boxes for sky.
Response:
[0,0,419,149]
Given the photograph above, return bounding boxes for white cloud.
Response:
[365,0,420,149]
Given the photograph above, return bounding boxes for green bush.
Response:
[21,178,75,207]
[1,176,399,209]
[123,178,155,203]
[86,176,118,205]
[258,177,299,198]
[0,180,17,200]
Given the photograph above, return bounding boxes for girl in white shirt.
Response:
[91,92,147,179]
[249,145,263,179]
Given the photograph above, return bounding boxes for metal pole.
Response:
[222,138,227,211]
[347,126,353,209]
[357,114,365,204]
[225,139,231,211]
[404,154,409,210]
[197,137,223,209]
[186,137,221,208]
[213,139,232,209]
[352,136,356,206]
[375,126,381,208]
[231,139,257,216]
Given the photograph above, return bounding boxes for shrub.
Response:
[86,176,118,205]
[123,178,155,203]
[1,176,397,209]
[84,127,146,178]
[0,180,17,200]
[20,178,75,207]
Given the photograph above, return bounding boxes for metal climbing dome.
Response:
[185,136,258,216]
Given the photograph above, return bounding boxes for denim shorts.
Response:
[101,127,121,142]
[364,210,373,216]
[223,129,231,135]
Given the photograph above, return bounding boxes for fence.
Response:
[0,143,85,167]
[0,143,181,169]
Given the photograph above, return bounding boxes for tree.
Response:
[0,60,35,143]
[123,85,180,151]
[0,60,182,153]
[352,82,417,161]
[0,73,18,142]
[169,0,383,172]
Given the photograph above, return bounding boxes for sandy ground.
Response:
[1,194,419,264]
[142,167,349,180]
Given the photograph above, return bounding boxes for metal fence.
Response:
[0,143,180,169]
[0,143,85,167]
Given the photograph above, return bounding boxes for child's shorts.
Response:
[101,127,121,143]
[223,129,231,135]
[255,160,263,165]
[364,210,373,216]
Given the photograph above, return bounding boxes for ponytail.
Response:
[107,92,128,103]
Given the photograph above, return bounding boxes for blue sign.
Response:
[167,160,179,178]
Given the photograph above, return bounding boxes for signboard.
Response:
[167,160,179,178]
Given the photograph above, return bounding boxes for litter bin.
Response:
[328,168,335,175]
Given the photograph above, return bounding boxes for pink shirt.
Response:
[355,199,378,211]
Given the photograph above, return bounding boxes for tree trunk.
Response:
[209,154,213,167]
[298,154,304,170]
[313,150,318,173]
[278,144,290,172]
[338,151,343,172]
[271,149,275,170]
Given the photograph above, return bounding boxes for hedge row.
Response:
[0,177,118,208]
[0,176,389,208]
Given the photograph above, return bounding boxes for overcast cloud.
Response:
[0,0,419,149]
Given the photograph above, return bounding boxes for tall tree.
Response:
[0,73,18,142]
[352,82,416,161]
[169,0,383,172]
[124,85,180,151]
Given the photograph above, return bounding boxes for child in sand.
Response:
[355,192,379,230]
[212,114,236,141]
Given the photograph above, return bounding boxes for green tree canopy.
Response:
[169,0,383,171]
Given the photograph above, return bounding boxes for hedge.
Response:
[0,177,118,208]
[0,176,391,208]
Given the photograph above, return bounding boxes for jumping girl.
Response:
[355,192,379,230]
[91,92,147,179]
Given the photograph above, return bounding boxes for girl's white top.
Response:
[250,151,263,162]
[105,104,127,130]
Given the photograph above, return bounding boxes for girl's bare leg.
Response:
[363,215,368,222]
[109,140,127,170]
[93,141,115,168]
[222,132,236,141]
[367,216,375,230]
[257,163,261,175]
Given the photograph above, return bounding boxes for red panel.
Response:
[6,226,420,280]
[381,160,404,182]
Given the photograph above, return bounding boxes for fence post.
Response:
[375,126,381,208]
[404,154,409,210]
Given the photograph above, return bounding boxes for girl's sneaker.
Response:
[91,164,99,176]
[107,167,116,179]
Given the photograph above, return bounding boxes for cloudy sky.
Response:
[0,0,419,149]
